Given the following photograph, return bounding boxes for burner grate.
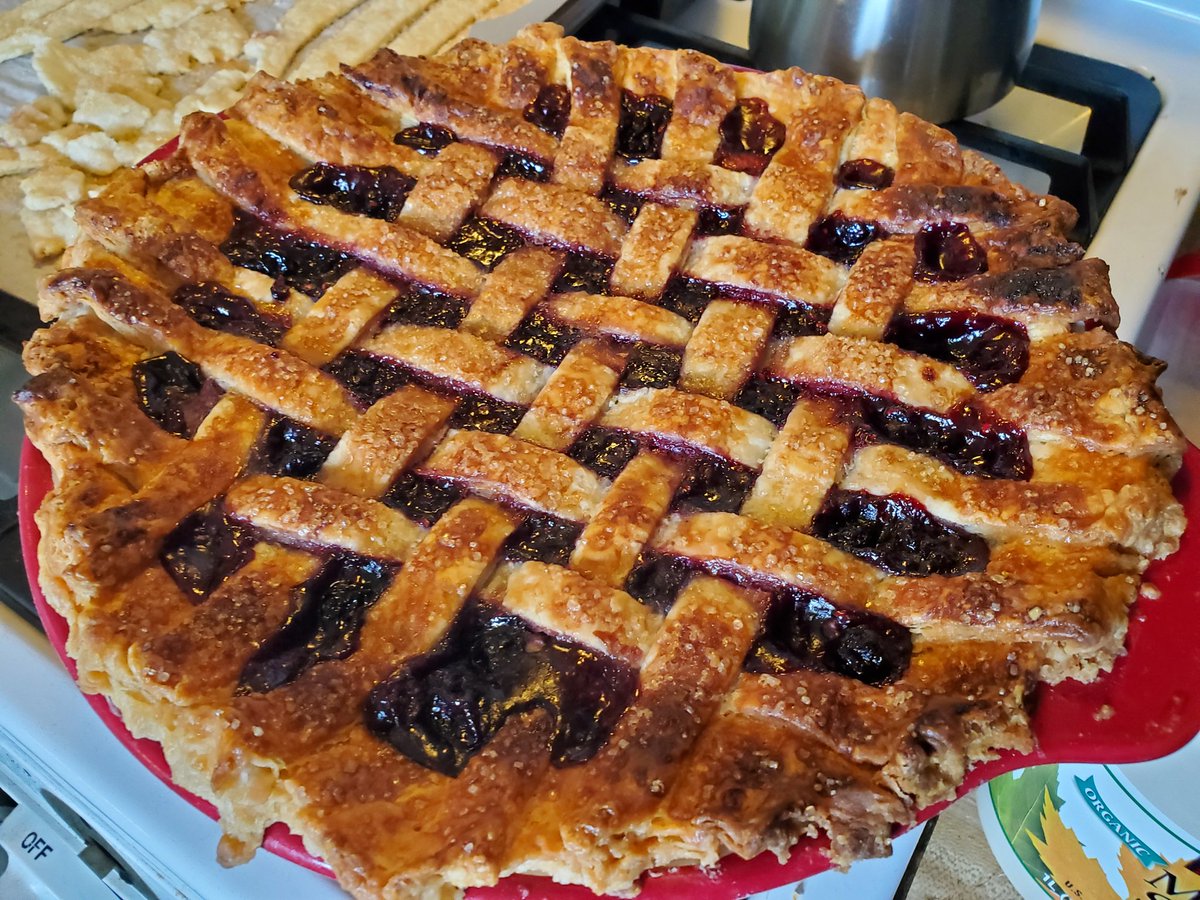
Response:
[557,0,1162,246]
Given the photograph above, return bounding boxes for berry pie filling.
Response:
[836,158,895,191]
[744,588,912,686]
[914,221,989,282]
[656,277,716,322]
[505,308,582,365]
[811,488,990,576]
[288,162,415,221]
[806,211,890,265]
[733,376,803,428]
[857,396,1032,481]
[620,343,682,390]
[600,186,644,224]
[393,122,456,156]
[323,350,411,408]
[447,394,527,435]
[772,298,833,337]
[695,204,747,237]
[624,552,694,615]
[714,98,786,177]
[323,347,527,432]
[617,91,673,162]
[600,185,747,240]
[445,216,526,269]
[382,472,464,528]
[160,500,257,600]
[775,383,1031,481]
[172,282,287,345]
[671,456,757,514]
[251,415,338,479]
[132,352,223,439]
[381,283,469,329]
[502,514,584,567]
[624,552,913,686]
[568,427,641,478]
[239,556,394,694]
[364,601,638,776]
[507,305,685,382]
[886,311,1029,391]
[496,152,551,182]
[552,252,614,294]
[523,83,571,138]
[220,210,356,299]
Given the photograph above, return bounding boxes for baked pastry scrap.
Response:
[17,23,1186,899]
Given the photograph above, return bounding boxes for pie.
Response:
[15,22,1186,899]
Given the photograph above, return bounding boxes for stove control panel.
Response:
[0,748,151,900]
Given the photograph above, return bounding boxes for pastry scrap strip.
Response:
[18,22,1186,900]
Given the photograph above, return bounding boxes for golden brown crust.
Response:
[18,22,1185,900]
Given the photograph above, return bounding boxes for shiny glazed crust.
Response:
[17,24,1186,900]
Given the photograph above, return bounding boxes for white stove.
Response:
[1,2,1198,898]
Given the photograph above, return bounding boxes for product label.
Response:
[989,764,1200,900]
[1075,776,1167,870]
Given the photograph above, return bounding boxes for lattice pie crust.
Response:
[18,24,1185,900]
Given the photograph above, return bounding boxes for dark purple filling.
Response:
[714,98,785,177]
[446,216,525,269]
[806,212,889,265]
[733,376,801,428]
[502,514,583,567]
[239,556,393,694]
[745,588,912,686]
[837,158,895,190]
[364,601,637,776]
[858,395,1032,481]
[289,162,415,221]
[617,91,672,162]
[886,311,1029,391]
[914,221,988,282]
[620,344,682,390]
[772,299,832,338]
[394,123,456,156]
[382,283,469,329]
[624,552,693,615]
[696,205,745,237]
[601,186,643,224]
[251,415,338,479]
[160,500,255,600]
[132,352,222,438]
[672,456,756,513]
[220,211,355,299]
[323,351,410,408]
[496,152,550,182]
[656,277,715,323]
[504,309,581,365]
[383,472,463,527]
[568,427,640,477]
[524,83,571,138]
[172,283,286,345]
[811,488,990,576]
[552,252,614,294]
[448,394,526,435]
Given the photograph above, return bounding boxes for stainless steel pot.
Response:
[748,0,1042,123]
